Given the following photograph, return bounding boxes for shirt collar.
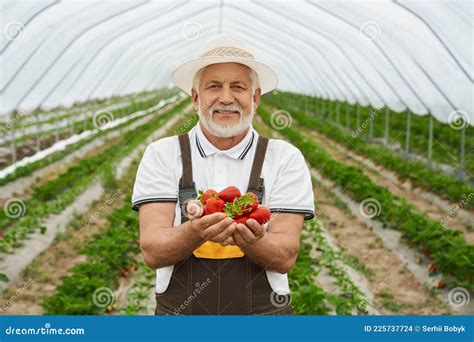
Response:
[195,123,256,160]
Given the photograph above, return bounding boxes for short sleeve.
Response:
[267,142,315,220]
[131,138,179,211]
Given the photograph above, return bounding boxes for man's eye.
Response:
[232,86,244,90]
[209,85,220,89]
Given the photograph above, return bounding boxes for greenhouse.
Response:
[0,0,472,320]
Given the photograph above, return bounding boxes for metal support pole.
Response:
[346,102,350,130]
[70,115,75,136]
[405,109,411,158]
[384,106,390,144]
[458,125,466,181]
[35,112,40,152]
[356,104,361,128]
[369,106,374,140]
[336,102,340,125]
[9,111,17,163]
[428,115,433,168]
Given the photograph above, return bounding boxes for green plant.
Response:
[262,93,474,209]
[258,105,474,289]
[0,98,191,254]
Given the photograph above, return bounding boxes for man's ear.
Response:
[253,88,262,107]
[191,88,199,111]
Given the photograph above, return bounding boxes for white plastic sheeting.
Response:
[1,0,472,126]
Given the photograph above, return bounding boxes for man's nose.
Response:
[218,85,234,104]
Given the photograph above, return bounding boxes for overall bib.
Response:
[154,133,293,315]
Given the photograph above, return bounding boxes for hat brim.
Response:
[171,56,278,96]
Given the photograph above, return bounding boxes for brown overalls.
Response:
[154,132,293,315]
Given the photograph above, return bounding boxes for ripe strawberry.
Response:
[248,206,271,224]
[235,216,249,225]
[240,192,258,214]
[427,263,438,273]
[218,186,241,203]
[436,281,445,289]
[223,192,258,219]
[197,189,218,205]
[204,198,225,215]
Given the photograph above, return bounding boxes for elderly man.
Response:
[132,34,314,315]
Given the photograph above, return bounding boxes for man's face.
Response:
[192,63,261,138]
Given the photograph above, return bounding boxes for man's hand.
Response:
[190,213,237,244]
[231,218,265,248]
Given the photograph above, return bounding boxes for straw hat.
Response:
[171,34,278,95]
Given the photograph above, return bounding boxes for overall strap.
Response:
[247,136,269,204]
[178,133,197,223]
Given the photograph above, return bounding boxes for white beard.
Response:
[198,100,254,138]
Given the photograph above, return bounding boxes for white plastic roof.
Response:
[1,0,472,126]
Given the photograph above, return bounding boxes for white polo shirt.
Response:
[132,122,315,294]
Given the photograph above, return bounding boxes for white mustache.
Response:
[210,103,243,115]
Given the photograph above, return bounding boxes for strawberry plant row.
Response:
[262,95,474,210]
[272,91,473,164]
[42,110,196,314]
[0,99,191,254]
[258,106,474,289]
